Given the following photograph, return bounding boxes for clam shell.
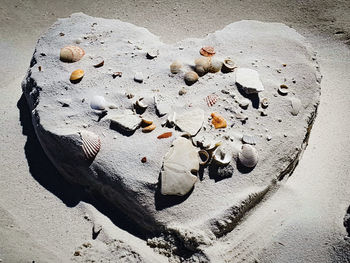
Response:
[195,57,210,75]
[213,147,232,166]
[60,46,85,62]
[90,96,106,111]
[92,56,104,67]
[205,94,219,107]
[200,46,216,57]
[211,112,227,129]
[222,59,236,72]
[238,144,258,168]
[80,130,101,161]
[278,84,289,95]
[146,49,159,59]
[141,119,153,126]
[135,99,148,110]
[208,58,223,73]
[184,71,199,85]
[261,98,269,108]
[242,134,257,145]
[289,97,302,116]
[198,150,210,166]
[170,60,182,74]
[142,123,156,133]
[70,69,84,82]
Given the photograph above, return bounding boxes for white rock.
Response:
[235,68,264,94]
[175,108,204,136]
[134,72,143,83]
[90,95,106,110]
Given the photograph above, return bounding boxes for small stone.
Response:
[112,72,122,78]
[74,251,81,256]
[134,72,143,83]
[83,242,92,248]
[178,87,187,95]
[267,135,272,141]
[141,157,147,163]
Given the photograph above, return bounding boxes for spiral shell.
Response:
[211,112,227,129]
[184,71,199,85]
[205,94,219,107]
[238,144,258,168]
[200,46,215,57]
[60,46,85,62]
[80,130,101,161]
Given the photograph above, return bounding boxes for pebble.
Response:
[134,72,143,83]
[267,135,272,141]
[178,87,187,95]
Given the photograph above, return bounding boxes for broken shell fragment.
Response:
[170,60,182,74]
[60,45,85,62]
[80,130,101,161]
[70,69,84,83]
[235,68,264,94]
[200,46,216,57]
[278,84,289,95]
[222,59,236,73]
[208,58,223,73]
[213,147,232,166]
[238,144,258,168]
[242,134,257,145]
[198,150,210,166]
[175,108,204,136]
[157,132,172,139]
[289,97,302,116]
[142,123,156,133]
[112,72,122,78]
[205,94,219,107]
[141,119,153,126]
[184,71,199,85]
[92,56,104,67]
[146,49,159,59]
[195,57,211,76]
[109,110,141,132]
[135,99,148,111]
[238,98,250,109]
[261,98,269,108]
[211,113,227,129]
[90,95,106,111]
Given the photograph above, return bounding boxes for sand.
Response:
[0,0,349,262]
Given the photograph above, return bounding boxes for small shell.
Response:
[141,119,153,126]
[80,130,101,161]
[70,69,84,82]
[179,87,187,95]
[198,150,210,166]
[184,71,199,85]
[242,134,257,145]
[146,49,159,59]
[135,99,148,110]
[90,96,106,110]
[141,157,147,163]
[289,97,302,116]
[200,46,215,57]
[239,98,250,109]
[211,113,227,129]
[261,98,269,108]
[238,144,258,168]
[60,46,85,62]
[213,147,232,166]
[142,123,156,133]
[112,72,122,78]
[208,58,223,73]
[205,94,219,107]
[278,84,289,95]
[134,72,143,83]
[195,57,210,75]
[92,56,104,67]
[170,60,182,74]
[234,111,248,122]
[157,132,172,139]
[222,59,236,72]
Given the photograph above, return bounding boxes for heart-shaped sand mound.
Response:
[22,13,320,243]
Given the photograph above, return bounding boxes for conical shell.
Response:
[60,46,85,62]
[70,69,84,82]
[80,130,101,161]
[238,144,258,168]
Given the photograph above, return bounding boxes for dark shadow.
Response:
[236,83,260,109]
[208,163,233,182]
[236,158,255,174]
[344,205,350,237]
[109,121,136,137]
[17,94,148,240]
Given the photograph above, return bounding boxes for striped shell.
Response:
[60,46,85,62]
[238,144,258,168]
[205,94,219,107]
[200,46,215,57]
[80,131,101,161]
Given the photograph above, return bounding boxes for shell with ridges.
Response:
[242,134,257,145]
[238,144,258,168]
[205,94,219,107]
[80,130,101,161]
[184,71,199,85]
[60,46,85,62]
[200,46,215,57]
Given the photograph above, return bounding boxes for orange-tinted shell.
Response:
[157,132,172,139]
[142,123,156,133]
[60,45,85,62]
[70,69,84,82]
[211,113,227,129]
[200,46,216,57]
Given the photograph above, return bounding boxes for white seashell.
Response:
[161,137,199,196]
[198,150,210,166]
[109,110,141,132]
[135,98,148,110]
[208,58,223,73]
[205,94,219,107]
[170,60,182,74]
[167,112,177,127]
[146,49,159,59]
[238,98,250,109]
[80,130,101,161]
[213,147,232,166]
[289,97,301,116]
[179,87,187,95]
[175,108,204,136]
[90,96,107,111]
[92,56,104,67]
[60,45,85,62]
[134,72,143,83]
[154,96,170,117]
[108,103,118,109]
[235,68,264,94]
[242,134,257,145]
[222,58,236,72]
[238,144,258,168]
[233,111,248,122]
[278,84,289,95]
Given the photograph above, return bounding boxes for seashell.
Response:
[175,108,204,136]
[92,56,104,67]
[146,49,159,59]
[222,59,236,73]
[135,98,148,110]
[178,87,187,96]
[235,68,264,94]
[208,58,223,73]
[154,96,170,117]
[194,57,210,76]
[90,95,106,111]
[170,60,182,74]
[278,84,289,95]
[242,134,257,145]
[157,132,172,139]
[198,150,210,166]
[213,147,232,166]
[70,69,84,83]
[160,137,199,196]
[109,110,141,132]
[238,144,258,168]
[60,46,85,62]
[184,71,199,85]
[200,46,216,57]
[211,112,227,129]
[134,72,143,83]
[205,94,219,107]
[142,123,156,133]
[112,72,122,78]
[141,119,153,126]
[80,130,101,161]
[108,103,117,109]
[238,98,250,109]
[261,98,269,108]
[289,97,302,116]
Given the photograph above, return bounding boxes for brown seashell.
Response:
[195,57,211,76]
[70,69,84,83]
[200,46,216,57]
[184,71,199,85]
[170,60,182,74]
[157,132,172,139]
[80,130,101,161]
[208,58,223,73]
[141,157,147,163]
[60,45,85,62]
[222,59,236,73]
[211,112,227,129]
[141,119,153,127]
[198,150,210,166]
[142,123,156,133]
[205,94,219,107]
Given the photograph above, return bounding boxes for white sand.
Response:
[0,1,349,262]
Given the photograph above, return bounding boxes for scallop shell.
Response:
[90,95,106,110]
[70,69,84,82]
[184,71,199,85]
[194,57,210,76]
[289,97,302,116]
[157,132,173,139]
[211,112,227,129]
[278,84,289,95]
[142,123,156,133]
[146,49,159,59]
[242,134,257,145]
[60,46,85,62]
[200,46,216,57]
[80,130,101,161]
[198,150,210,166]
[238,144,258,168]
[213,147,232,166]
[208,58,223,73]
[170,60,182,74]
[261,98,269,108]
[222,59,236,72]
[205,94,219,107]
